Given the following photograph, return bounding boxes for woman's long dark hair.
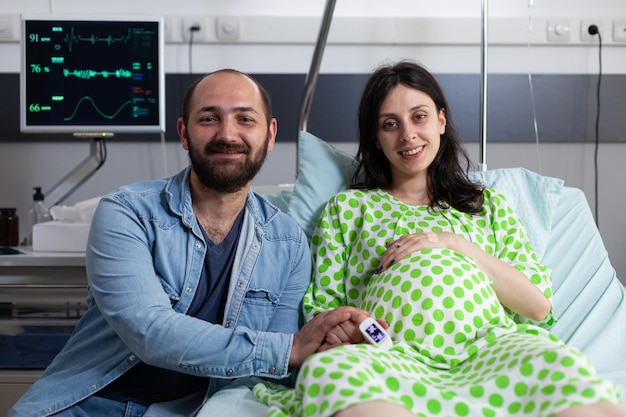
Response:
[352,60,484,214]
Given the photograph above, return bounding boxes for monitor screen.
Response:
[20,15,165,134]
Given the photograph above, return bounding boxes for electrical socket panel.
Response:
[158,15,626,45]
[163,16,175,42]
[580,19,603,42]
[0,15,16,41]
[216,17,240,42]
[547,19,571,42]
[182,17,206,42]
[614,19,626,42]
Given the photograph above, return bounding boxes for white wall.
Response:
[1,0,625,283]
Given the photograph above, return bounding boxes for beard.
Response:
[188,134,269,193]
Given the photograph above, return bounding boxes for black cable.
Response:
[188,25,200,74]
[588,24,602,228]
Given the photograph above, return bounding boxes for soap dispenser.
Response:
[27,187,51,246]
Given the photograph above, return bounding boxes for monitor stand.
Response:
[44,134,109,206]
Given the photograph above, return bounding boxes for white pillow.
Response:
[469,168,564,259]
[286,131,356,238]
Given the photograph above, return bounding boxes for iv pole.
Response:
[296,0,337,177]
[478,0,488,171]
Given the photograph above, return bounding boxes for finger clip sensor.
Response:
[359,317,392,349]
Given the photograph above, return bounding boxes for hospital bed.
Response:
[258,0,626,409]
[262,132,626,411]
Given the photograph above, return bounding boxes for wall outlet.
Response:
[581,20,603,42]
[182,17,206,42]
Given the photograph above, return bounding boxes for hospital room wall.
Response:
[0,0,625,285]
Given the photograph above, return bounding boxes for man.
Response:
[9,69,365,417]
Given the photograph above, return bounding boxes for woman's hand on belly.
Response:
[374,231,463,275]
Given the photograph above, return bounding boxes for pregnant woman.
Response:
[254,60,624,417]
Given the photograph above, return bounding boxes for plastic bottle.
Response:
[27,187,51,246]
[0,208,19,247]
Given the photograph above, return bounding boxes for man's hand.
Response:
[318,314,389,352]
[289,306,368,367]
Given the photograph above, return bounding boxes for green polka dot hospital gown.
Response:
[253,188,621,417]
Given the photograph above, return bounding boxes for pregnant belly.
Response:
[361,248,514,368]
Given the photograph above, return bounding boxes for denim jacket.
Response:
[9,167,311,417]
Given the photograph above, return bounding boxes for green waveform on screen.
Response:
[64,96,132,121]
[64,28,132,53]
[63,68,132,79]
